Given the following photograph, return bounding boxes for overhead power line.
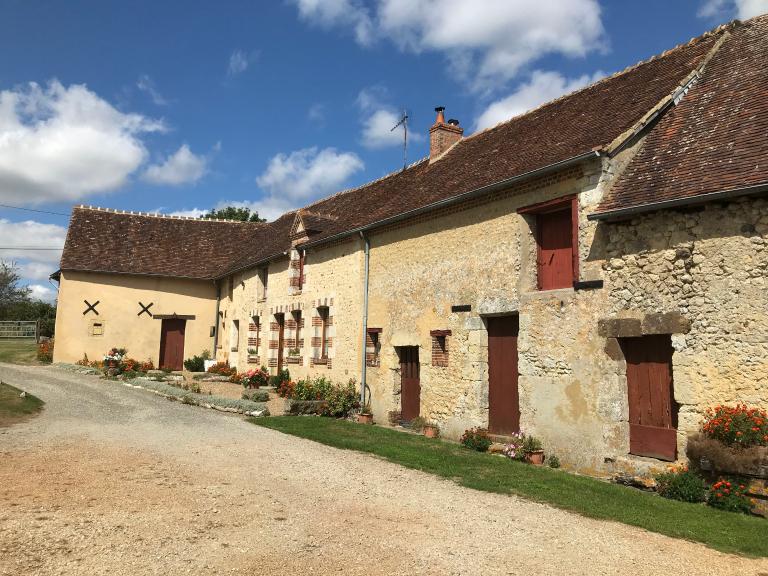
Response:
[0,203,69,216]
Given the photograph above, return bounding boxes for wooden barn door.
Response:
[159,319,186,371]
[399,346,420,421]
[487,315,520,435]
[620,335,677,461]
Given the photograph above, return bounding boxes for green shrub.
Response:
[521,435,543,454]
[407,416,428,432]
[547,454,561,468]
[184,356,204,372]
[460,427,492,452]
[707,478,752,513]
[655,467,707,503]
[242,390,269,402]
[268,368,291,388]
[322,379,358,417]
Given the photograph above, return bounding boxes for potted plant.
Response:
[357,402,373,424]
[522,435,545,465]
[423,421,440,438]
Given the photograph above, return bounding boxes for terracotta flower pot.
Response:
[423,425,439,438]
[357,413,373,425]
[525,450,545,465]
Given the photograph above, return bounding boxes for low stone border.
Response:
[52,363,269,417]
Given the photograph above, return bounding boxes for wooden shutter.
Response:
[537,208,574,290]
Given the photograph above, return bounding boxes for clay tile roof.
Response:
[60,207,264,280]
[594,15,768,218]
[287,25,726,245]
[61,19,752,279]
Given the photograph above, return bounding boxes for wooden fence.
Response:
[0,320,39,341]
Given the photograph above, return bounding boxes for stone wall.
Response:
[597,197,768,470]
[218,237,365,384]
[364,160,633,474]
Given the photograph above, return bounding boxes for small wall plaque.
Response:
[451,305,472,313]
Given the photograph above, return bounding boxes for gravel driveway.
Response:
[1,363,766,576]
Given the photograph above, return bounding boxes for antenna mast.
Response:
[390,109,408,170]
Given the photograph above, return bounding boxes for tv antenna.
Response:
[390,109,408,170]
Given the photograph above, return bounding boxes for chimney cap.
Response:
[434,106,445,112]
[447,118,460,126]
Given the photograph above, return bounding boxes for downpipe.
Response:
[359,232,370,409]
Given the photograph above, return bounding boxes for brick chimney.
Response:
[429,106,463,161]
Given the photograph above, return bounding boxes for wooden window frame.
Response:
[298,252,305,290]
[231,319,240,353]
[255,316,260,357]
[518,195,579,291]
[258,267,268,302]
[318,306,329,360]
[366,327,382,367]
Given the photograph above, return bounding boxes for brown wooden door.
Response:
[620,335,677,461]
[399,346,420,421]
[537,209,573,290]
[488,315,520,435]
[276,314,285,373]
[159,319,186,371]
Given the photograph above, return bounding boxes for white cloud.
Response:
[256,146,364,203]
[291,0,374,45]
[19,261,57,281]
[698,0,768,18]
[474,70,605,131]
[0,80,164,205]
[28,283,56,303]
[308,103,326,125]
[142,144,209,186]
[227,49,259,76]
[136,75,168,106]
[162,207,207,218]
[0,218,66,293]
[0,219,66,265]
[355,86,421,149]
[169,147,364,222]
[290,0,605,91]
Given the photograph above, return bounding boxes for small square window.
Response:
[366,328,381,367]
[91,322,104,336]
[430,330,451,367]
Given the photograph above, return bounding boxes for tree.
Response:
[201,206,266,222]
[0,261,57,336]
[0,261,30,315]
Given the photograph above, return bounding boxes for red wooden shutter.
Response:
[537,208,573,290]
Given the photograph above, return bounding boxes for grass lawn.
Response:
[0,381,44,427]
[251,416,768,557]
[0,339,39,364]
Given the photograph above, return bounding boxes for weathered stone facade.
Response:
[596,197,768,472]
[217,237,365,384]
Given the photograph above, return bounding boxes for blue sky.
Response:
[1,0,767,301]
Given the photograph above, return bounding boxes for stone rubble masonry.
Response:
[208,150,765,477]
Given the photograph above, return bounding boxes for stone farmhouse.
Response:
[54,16,768,474]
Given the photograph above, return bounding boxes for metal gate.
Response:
[0,320,39,340]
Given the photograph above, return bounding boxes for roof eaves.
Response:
[588,181,768,221]
[300,150,601,251]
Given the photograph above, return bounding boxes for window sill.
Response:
[313,358,328,365]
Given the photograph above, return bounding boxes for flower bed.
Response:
[687,404,768,517]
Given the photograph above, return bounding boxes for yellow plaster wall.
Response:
[53,271,217,366]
